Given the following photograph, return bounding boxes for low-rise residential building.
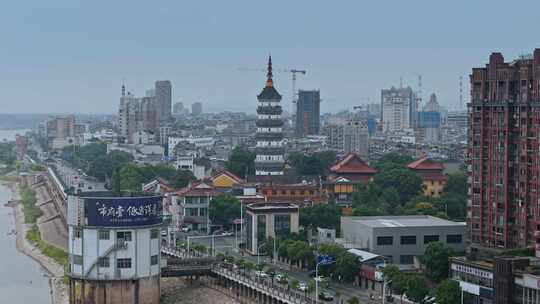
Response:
[245,202,299,255]
[407,156,447,197]
[341,215,466,269]
[173,181,221,234]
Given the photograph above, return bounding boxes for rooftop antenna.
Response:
[459,76,463,111]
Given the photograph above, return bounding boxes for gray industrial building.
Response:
[341,215,466,268]
[295,90,320,136]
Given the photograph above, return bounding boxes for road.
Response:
[186,235,388,304]
[53,159,105,192]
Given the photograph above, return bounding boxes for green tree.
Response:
[226,146,255,178]
[375,153,415,171]
[288,151,336,175]
[373,167,423,204]
[209,194,241,225]
[444,171,467,194]
[335,252,360,282]
[405,275,429,303]
[170,169,196,188]
[0,143,17,166]
[424,242,454,283]
[347,297,359,304]
[119,164,144,191]
[382,265,400,282]
[392,274,409,303]
[436,279,461,304]
[299,204,341,230]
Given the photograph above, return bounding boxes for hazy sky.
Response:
[1,1,539,114]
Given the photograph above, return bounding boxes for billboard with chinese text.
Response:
[85,196,162,227]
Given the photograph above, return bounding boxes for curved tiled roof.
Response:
[330,153,377,174]
[407,157,444,170]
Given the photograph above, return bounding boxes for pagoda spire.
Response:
[266,54,274,87]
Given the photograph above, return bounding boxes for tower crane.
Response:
[238,67,307,104]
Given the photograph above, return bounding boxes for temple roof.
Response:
[407,157,445,171]
[330,153,377,174]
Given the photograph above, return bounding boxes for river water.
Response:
[0,129,51,304]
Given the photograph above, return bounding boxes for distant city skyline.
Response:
[1,1,539,114]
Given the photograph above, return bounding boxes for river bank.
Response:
[5,180,68,304]
[161,277,239,304]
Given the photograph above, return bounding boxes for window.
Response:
[400,235,416,245]
[74,228,83,238]
[446,234,463,244]
[150,229,159,239]
[117,258,132,269]
[377,236,393,246]
[98,230,110,240]
[274,214,291,238]
[72,254,83,265]
[400,255,414,264]
[117,231,132,242]
[98,257,110,268]
[424,235,439,244]
[151,255,159,266]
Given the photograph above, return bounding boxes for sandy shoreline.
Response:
[5,181,68,304]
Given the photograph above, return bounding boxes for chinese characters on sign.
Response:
[85,196,162,227]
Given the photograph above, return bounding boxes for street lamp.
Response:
[257,243,267,268]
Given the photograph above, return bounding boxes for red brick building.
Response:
[468,49,540,250]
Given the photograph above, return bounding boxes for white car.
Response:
[314,275,326,282]
[255,271,268,278]
[298,282,308,292]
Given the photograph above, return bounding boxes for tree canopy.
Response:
[405,275,430,303]
[424,242,454,283]
[299,203,341,231]
[209,194,241,225]
[225,146,255,178]
[288,151,336,175]
[317,243,359,283]
[436,279,461,304]
[0,143,17,166]
[62,143,134,181]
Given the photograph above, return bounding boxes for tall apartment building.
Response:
[118,85,158,144]
[46,115,77,150]
[468,49,540,251]
[191,102,203,116]
[255,56,284,176]
[418,93,441,143]
[381,86,416,133]
[295,90,321,136]
[155,80,172,121]
[324,120,369,159]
